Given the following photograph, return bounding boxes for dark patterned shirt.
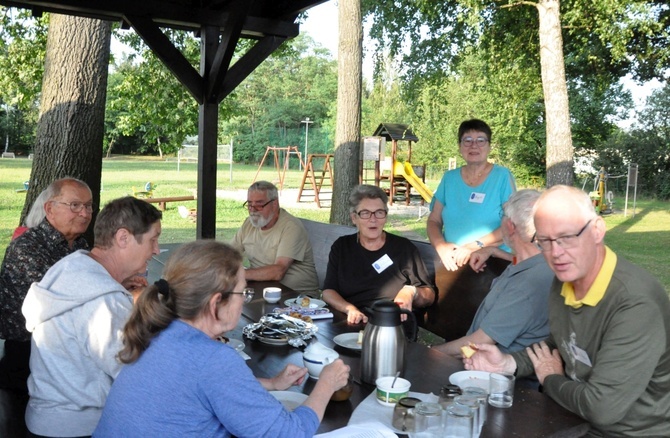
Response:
[0,218,88,341]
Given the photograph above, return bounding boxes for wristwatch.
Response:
[476,240,484,248]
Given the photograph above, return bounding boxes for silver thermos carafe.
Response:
[361,300,417,384]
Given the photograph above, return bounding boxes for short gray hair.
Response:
[248,181,278,201]
[348,185,388,214]
[504,189,541,240]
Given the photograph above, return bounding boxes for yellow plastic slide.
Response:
[393,161,433,204]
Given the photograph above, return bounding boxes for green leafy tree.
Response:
[108,30,200,157]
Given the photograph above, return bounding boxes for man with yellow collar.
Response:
[464,185,670,437]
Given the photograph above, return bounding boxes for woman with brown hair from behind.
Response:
[95,240,349,437]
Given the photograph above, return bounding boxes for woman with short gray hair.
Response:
[322,185,436,324]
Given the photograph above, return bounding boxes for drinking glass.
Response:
[409,402,444,438]
[445,403,474,438]
[462,386,488,433]
[454,395,479,437]
[488,373,515,408]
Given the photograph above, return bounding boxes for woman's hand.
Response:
[435,242,459,271]
[452,245,475,267]
[317,359,350,393]
[394,287,415,321]
[269,364,309,391]
[346,306,368,324]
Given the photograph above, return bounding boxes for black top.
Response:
[323,232,435,310]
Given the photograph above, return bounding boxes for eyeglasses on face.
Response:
[532,219,593,252]
[226,287,255,303]
[242,199,275,211]
[356,209,388,220]
[53,201,93,213]
[460,137,489,147]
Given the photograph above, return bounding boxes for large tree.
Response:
[330,0,363,225]
[362,0,670,186]
[25,14,111,242]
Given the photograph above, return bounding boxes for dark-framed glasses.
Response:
[461,137,489,147]
[226,287,255,303]
[356,209,388,220]
[532,219,593,252]
[242,199,275,211]
[53,201,93,213]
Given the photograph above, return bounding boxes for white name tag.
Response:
[372,254,393,273]
[469,192,486,203]
[570,344,593,367]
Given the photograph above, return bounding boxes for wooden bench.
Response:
[141,195,195,211]
[2,152,16,159]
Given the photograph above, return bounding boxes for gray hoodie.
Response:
[22,250,134,437]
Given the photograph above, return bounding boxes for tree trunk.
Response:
[24,14,112,244]
[330,0,362,225]
[537,0,573,187]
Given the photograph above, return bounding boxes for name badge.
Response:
[570,344,592,367]
[372,254,393,273]
[469,192,486,204]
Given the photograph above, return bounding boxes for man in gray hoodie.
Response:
[21,196,162,437]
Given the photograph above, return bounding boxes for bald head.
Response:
[532,185,606,295]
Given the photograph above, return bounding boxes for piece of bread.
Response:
[300,296,311,307]
[460,343,478,359]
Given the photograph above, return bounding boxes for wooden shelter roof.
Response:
[0,0,328,239]
[372,123,419,143]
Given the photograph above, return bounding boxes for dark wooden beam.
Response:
[217,35,286,103]
[197,25,220,239]
[0,0,308,38]
[206,0,250,101]
[123,14,204,104]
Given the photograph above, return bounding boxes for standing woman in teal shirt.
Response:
[425,119,516,341]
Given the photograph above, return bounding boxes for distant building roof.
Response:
[372,124,419,142]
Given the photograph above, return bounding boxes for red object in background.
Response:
[12,226,28,240]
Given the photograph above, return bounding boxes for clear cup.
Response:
[462,386,488,433]
[488,373,515,408]
[409,402,444,438]
[454,395,479,437]
[445,403,474,438]
[438,384,462,409]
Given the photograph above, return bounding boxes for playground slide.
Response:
[393,161,433,204]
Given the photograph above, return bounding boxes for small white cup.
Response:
[262,287,282,304]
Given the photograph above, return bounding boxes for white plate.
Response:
[333,333,362,351]
[284,298,327,309]
[270,391,308,411]
[449,370,491,393]
[257,334,289,346]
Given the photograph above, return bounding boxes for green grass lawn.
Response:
[1,156,668,292]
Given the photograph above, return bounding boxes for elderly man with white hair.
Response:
[465,185,670,437]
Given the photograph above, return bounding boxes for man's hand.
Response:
[470,247,494,272]
[527,341,564,385]
[463,343,517,374]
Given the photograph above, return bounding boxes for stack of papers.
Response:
[315,421,398,438]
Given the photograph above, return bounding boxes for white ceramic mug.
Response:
[262,287,282,304]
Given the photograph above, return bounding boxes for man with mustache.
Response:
[232,181,318,291]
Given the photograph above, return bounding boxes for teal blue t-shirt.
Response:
[432,164,515,248]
